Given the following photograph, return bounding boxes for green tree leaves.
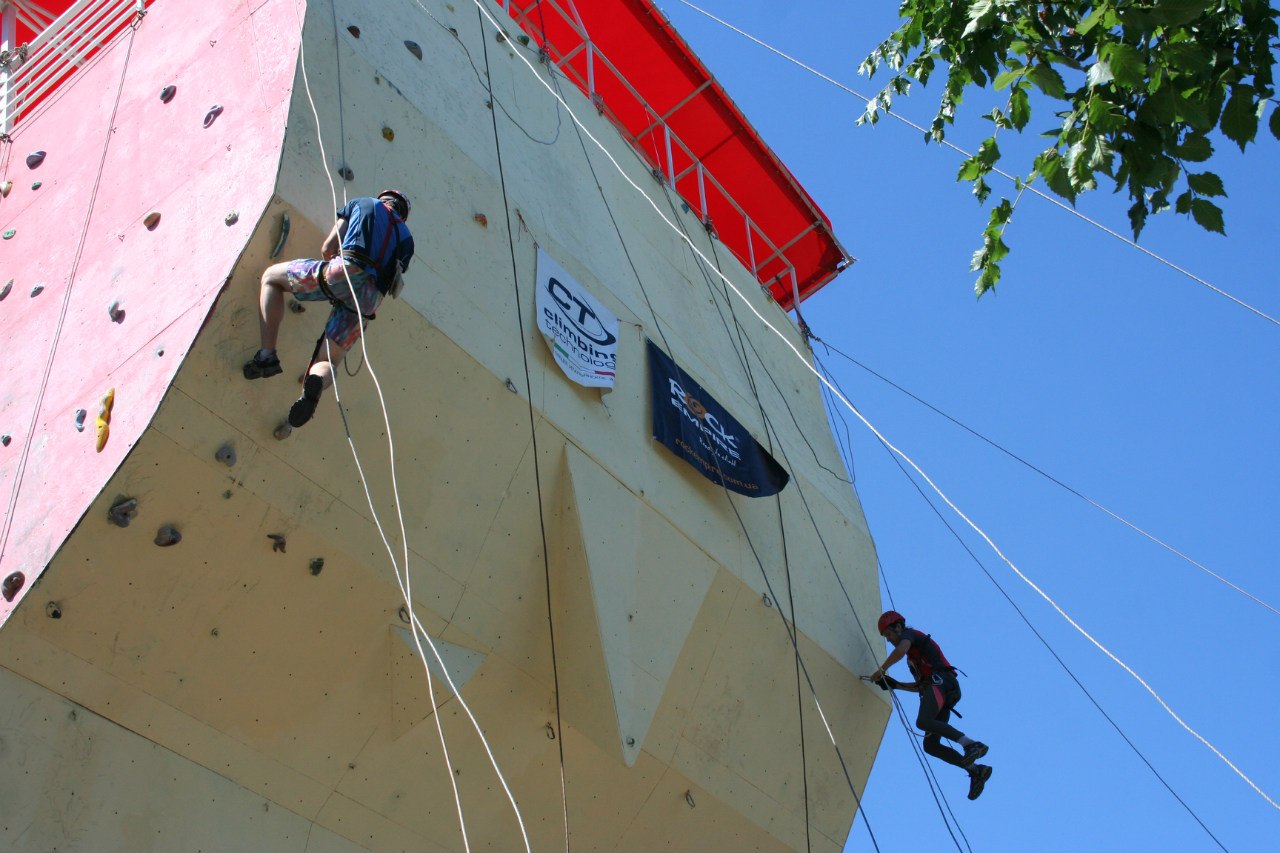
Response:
[861,0,1280,295]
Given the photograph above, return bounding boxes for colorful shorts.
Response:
[286,257,382,351]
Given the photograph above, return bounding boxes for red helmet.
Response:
[377,188,411,219]
[877,610,905,636]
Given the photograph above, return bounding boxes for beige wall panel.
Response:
[613,765,794,853]
[0,628,332,817]
[561,443,721,766]
[335,654,562,852]
[0,668,370,853]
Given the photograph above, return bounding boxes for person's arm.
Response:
[868,637,911,684]
[320,217,348,261]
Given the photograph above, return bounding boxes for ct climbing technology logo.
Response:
[535,247,619,390]
[647,339,789,498]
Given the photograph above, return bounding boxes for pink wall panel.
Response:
[0,0,303,623]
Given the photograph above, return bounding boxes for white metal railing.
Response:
[500,0,810,307]
[1,0,143,134]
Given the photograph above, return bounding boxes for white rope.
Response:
[674,0,1280,328]
[292,4,533,851]
[459,0,887,786]
[289,5,472,848]
[468,0,1280,813]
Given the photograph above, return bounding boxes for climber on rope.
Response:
[243,190,415,428]
[869,610,993,801]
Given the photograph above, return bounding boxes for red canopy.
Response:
[504,0,850,310]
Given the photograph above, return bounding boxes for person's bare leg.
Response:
[288,336,349,428]
[259,262,293,351]
[311,336,350,391]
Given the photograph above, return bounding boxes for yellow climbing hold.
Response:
[95,388,115,453]
[382,126,395,141]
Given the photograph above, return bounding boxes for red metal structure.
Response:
[502,0,851,310]
[1,0,154,131]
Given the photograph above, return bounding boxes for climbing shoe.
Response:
[961,741,989,767]
[243,351,282,380]
[967,764,992,800]
[288,375,324,428]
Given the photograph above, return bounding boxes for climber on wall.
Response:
[870,610,993,801]
[242,190,414,428]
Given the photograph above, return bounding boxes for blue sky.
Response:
[656,2,1279,851]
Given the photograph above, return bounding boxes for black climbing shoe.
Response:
[243,351,282,380]
[961,741,989,767]
[288,375,324,428]
[967,764,992,800]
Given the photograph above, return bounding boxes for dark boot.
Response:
[288,375,324,427]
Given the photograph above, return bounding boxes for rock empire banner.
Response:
[536,247,619,389]
[648,339,789,498]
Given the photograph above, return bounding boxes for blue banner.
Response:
[648,339,789,498]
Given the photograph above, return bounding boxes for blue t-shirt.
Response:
[336,197,414,294]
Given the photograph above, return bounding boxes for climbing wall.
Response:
[0,0,299,622]
[0,1,888,851]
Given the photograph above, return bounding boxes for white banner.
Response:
[536,247,619,390]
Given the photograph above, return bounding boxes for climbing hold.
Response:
[0,435,10,447]
[288,299,305,314]
[347,25,360,37]
[215,443,236,466]
[108,301,125,323]
[496,31,507,43]
[309,557,325,576]
[504,378,517,393]
[143,211,161,230]
[517,34,530,46]
[96,388,114,452]
[225,210,239,226]
[337,165,354,182]
[2,572,25,602]
[762,592,773,608]
[25,150,45,168]
[0,180,11,197]
[473,213,488,227]
[267,533,286,553]
[2,229,14,240]
[684,790,696,809]
[74,409,87,432]
[271,211,291,258]
[404,40,422,60]
[30,181,40,190]
[107,497,138,527]
[273,422,292,441]
[381,126,394,141]
[154,525,182,547]
[202,104,223,127]
[397,606,410,624]
[0,279,11,300]
[159,84,176,103]
[155,347,165,357]
[46,601,62,619]
[29,284,43,297]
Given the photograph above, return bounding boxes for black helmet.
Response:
[377,188,411,219]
